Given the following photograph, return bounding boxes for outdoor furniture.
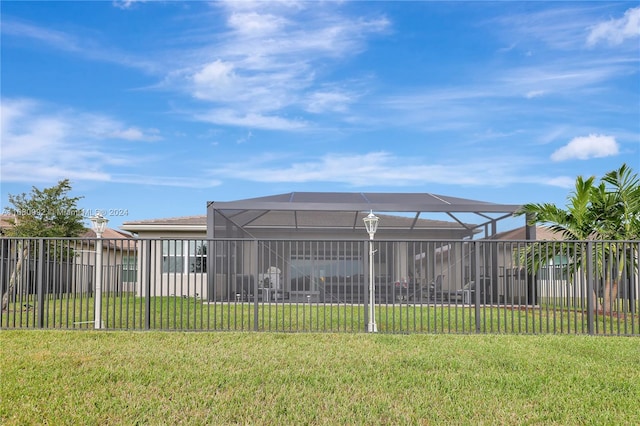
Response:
[449,278,495,304]
[427,275,447,302]
[258,288,290,302]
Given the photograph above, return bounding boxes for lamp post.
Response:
[363,211,379,333]
[90,213,108,329]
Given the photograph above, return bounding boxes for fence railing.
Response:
[1,237,638,335]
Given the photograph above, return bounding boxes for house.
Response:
[77,228,137,294]
[484,225,565,304]
[121,192,527,302]
[0,215,14,235]
[487,225,638,306]
[0,213,136,299]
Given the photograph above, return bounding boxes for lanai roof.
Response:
[207,192,523,239]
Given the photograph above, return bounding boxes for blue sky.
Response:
[1,1,639,232]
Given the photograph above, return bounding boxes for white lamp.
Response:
[363,211,379,332]
[363,211,379,240]
[90,213,108,238]
[90,213,108,329]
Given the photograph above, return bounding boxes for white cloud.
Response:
[76,114,161,142]
[550,134,619,162]
[228,12,288,36]
[587,6,640,46]
[501,63,627,97]
[195,108,308,131]
[491,6,604,50]
[2,20,79,51]
[176,4,389,128]
[545,176,576,188]
[111,174,220,188]
[537,127,569,145]
[304,90,354,113]
[112,127,160,141]
[112,0,147,10]
[211,151,562,188]
[192,60,237,100]
[525,90,546,99]
[217,0,305,13]
[377,52,636,132]
[0,98,178,185]
[1,19,157,72]
[236,130,253,144]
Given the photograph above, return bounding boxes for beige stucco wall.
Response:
[75,240,136,294]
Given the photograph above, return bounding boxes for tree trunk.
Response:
[593,289,602,313]
[1,246,28,312]
[583,268,602,313]
[602,279,619,315]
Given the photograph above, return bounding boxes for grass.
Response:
[1,331,639,425]
[3,294,639,335]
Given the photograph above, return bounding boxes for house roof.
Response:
[121,215,207,232]
[207,192,523,238]
[82,227,133,239]
[0,215,14,234]
[81,227,137,250]
[487,225,564,241]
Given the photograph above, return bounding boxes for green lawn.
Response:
[1,331,639,425]
[3,294,639,335]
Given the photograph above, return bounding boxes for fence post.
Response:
[37,238,45,328]
[474,241,481,333]
[253,239,259,332]
[364,240,370,333]
[586,241,595,335]
[145,239,152,330]
[633,242,640,316]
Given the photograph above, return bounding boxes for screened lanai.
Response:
[206,192,526,240]
[204,192,532,304]
[207,192,524,301]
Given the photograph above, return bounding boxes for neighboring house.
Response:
[120,215,208,299]
[122,192,527,302]
[485,225,565,304]
[0,214,13,257]
[487,225,563,242]
[78,228,137,294]
[0,215,14,235]
[488,226,638,305]
[0,215,136,297]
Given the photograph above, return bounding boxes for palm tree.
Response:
[518,164,639,314]
[518,175,602,310]
[590,164,640,312]
[593,164,640,240]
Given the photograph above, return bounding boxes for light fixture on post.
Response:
[90,212,108,329]
[363,210,379,333]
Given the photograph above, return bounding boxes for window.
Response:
[162,240,184,273]
[539,255,569,280]
[162,240,207,273]
[122,255,137,282]
[188,240,207,273]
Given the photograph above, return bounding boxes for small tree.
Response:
[4,179,85,238]
[590,164,640,312]
[2,179,85,310]
[518,164,639,314]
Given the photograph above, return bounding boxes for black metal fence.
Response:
[1,237,638,335]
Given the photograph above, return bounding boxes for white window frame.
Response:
[162,240,207,274]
